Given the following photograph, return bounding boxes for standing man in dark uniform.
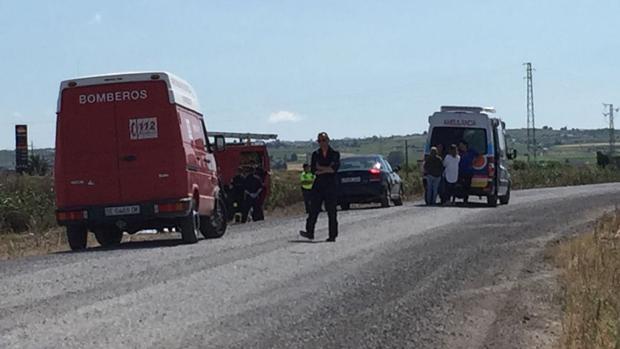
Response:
[241,167,265,222]
[299,132,341,242]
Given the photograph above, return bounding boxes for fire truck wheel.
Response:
[94,228,123,247]
[201,192,227,239]
[66,225,88,251]
[180,206,200,244]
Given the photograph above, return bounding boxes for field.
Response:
[268,128,617,169]
[553,210,620,349]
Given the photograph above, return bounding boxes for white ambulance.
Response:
[423,106,517,206]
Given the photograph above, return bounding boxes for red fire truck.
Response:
[55,72,227,249]
[208,132,277,221]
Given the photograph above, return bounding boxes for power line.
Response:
[524,62,536,161]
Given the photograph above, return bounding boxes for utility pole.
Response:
[524,62,536,160]
[404,140,409,170]
[603,103,618,155]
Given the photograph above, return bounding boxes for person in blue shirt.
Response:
[458,140,478,203]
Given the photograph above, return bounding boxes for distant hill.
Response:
[0,128,614,169]
[268,128,616,166]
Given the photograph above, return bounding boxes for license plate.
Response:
[341,177,361,183]
[104,205,140,216]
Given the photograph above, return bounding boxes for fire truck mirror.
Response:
[214,135,226,151]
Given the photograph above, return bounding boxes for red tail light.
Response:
[488,156,495,177]
[369,168,381,181]
[56,210,88,221]
[155,201,190,214]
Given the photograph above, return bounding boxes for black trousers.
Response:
[302,189,312,214]
[241,196,264,222]
[458,173,473,201]
[227,191,244,222]
[441,181,457,203]
[305,186,338,239]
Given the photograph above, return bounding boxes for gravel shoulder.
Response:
[0,183,618,348]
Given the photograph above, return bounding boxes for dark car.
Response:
[337,155,403,210]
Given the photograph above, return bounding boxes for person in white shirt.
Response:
[442,144,460,204]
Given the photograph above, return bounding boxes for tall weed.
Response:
[0,173,55,233]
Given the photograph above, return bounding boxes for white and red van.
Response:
[423,106,517,206]
[55,72,226,250]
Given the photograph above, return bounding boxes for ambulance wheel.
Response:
[499,186,511,205]
[94,228,123,247]
[66,225,87,251]
[487,194,498,207]
[180,207,200,244]
[201,192,227,239]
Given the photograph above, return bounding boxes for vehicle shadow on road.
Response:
[55,238,185,254]
[413,202,490,209]
[340,205,385,212]
[288,239,327,244]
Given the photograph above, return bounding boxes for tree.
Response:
[26,154,49,176]
[290,153,298,162]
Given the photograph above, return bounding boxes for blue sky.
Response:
[0,0,619,149]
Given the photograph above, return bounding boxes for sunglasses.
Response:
[317,138,328,143]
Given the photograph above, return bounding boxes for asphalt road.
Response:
[0,183,618,348]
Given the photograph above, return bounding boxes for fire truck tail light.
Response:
[57,210,87,221]
[155,201,190,214]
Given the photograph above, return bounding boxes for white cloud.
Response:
[268,110,301,123]
[89,13,102,24]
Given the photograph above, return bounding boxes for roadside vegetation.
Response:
[511,160,620,189]
[0,159,618,259]
[553,210,620,349]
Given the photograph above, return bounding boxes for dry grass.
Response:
[553,210,620,349]
[0,228,78,260]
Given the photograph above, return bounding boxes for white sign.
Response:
[105,205,140,216]
[129,117,158,140]
[79,89,148,104]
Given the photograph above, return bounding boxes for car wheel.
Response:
[340,203,350,211]
[200,192,227,239]
[499,185,511,205]
[180,203,200,244]
[487,194,498,207]
[392,187,404,206]
[94,228,123,247]
[66,225,88,251]
[380,186,390,208]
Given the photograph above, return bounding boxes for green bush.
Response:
[511,161,620,189]
[400,167,424,198]
[265,171,302,210]
[0,174,55,233]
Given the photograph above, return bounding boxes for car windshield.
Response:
[430,127,487,155]
[339,157,381,171]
